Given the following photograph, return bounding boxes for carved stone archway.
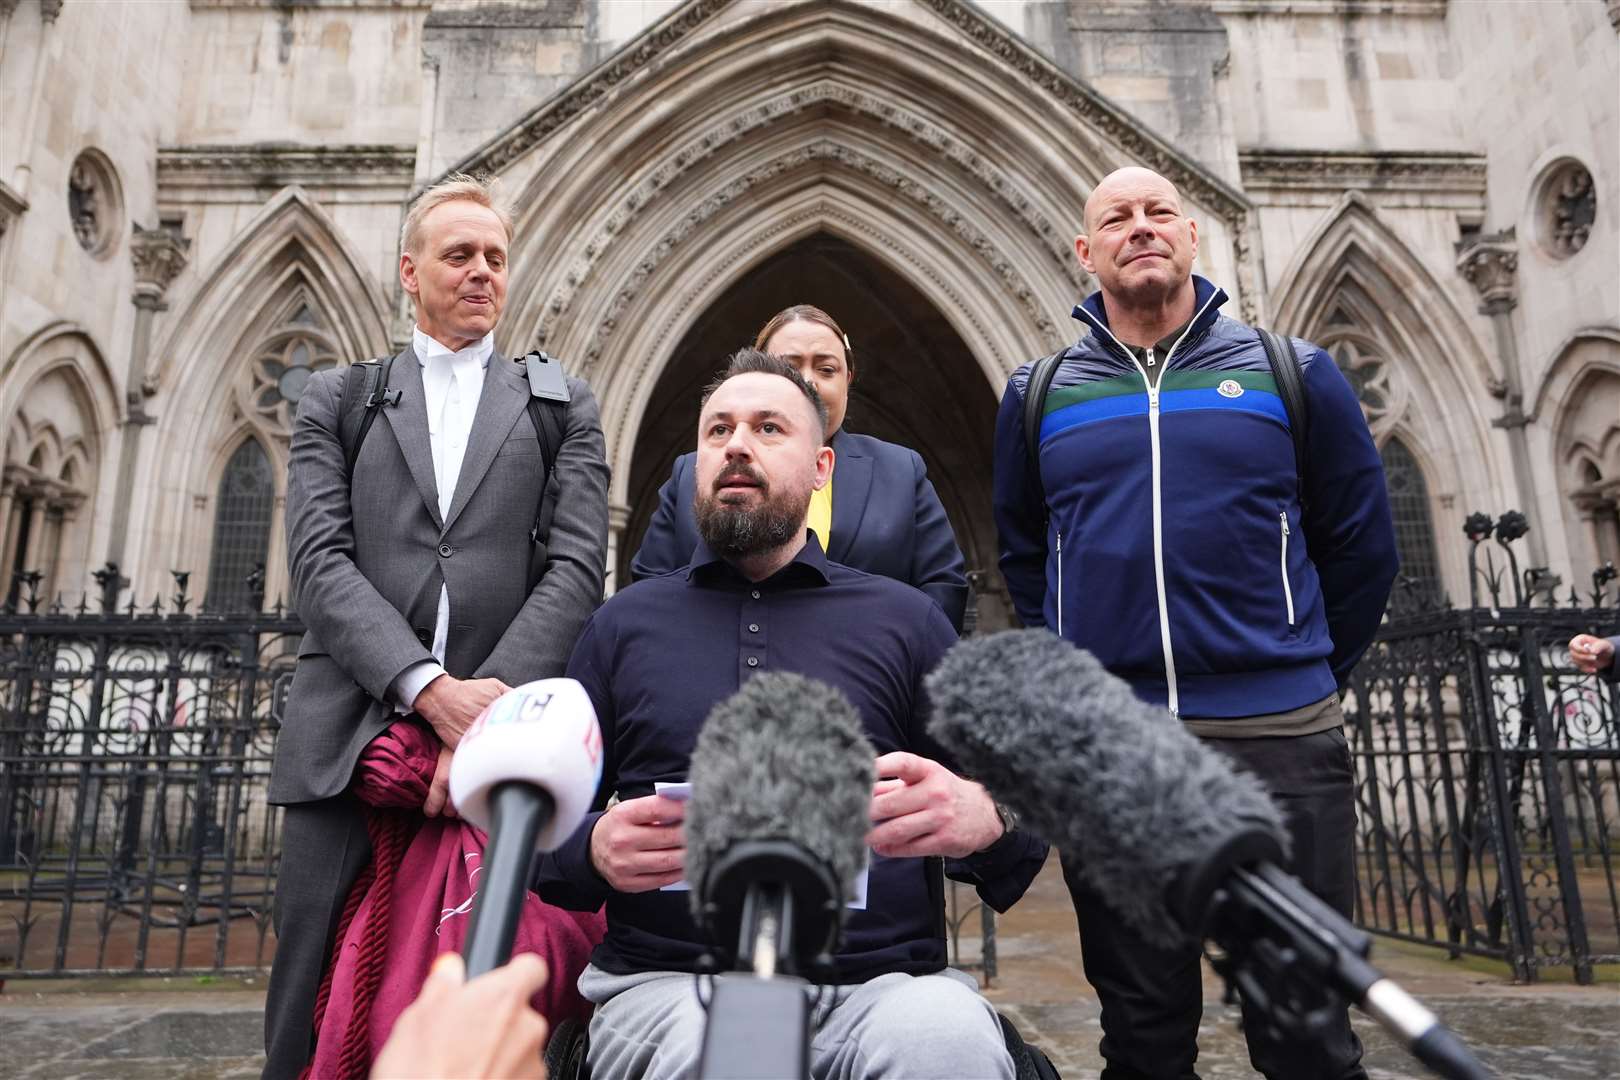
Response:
[141,188,393,599]
[448,0,1255,557]
[618,231,1010,619]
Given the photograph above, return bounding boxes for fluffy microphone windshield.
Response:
[685,672,876,920]
[926,629,1287,949]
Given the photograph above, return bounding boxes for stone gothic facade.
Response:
[0,0,1615,628]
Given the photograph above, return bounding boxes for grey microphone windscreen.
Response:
[685,672,876,921]
[926,629,1287,948]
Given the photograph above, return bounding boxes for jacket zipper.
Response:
[1143,348,1177,716]
[1279,513,1296,626]
[1055,529,1063,637]
[1080,292,1219,719]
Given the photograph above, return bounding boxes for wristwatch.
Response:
[992,800,1019,839]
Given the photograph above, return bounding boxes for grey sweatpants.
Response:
[578,963,1014,1080]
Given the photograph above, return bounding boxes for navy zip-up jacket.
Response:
[992,276,1398,719]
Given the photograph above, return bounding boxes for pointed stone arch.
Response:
[454,0,1255,514]
[1269,194,1508,601]
[143,188,386,594]
[0,325,118,599]
[1538,329,1620,570]
[152,186,391,394]
[1271,193,1503,503]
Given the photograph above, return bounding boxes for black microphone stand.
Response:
[1202,860,1492,1080]
[694,841,841,1080]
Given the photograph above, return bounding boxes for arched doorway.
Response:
[620,233,1009,626]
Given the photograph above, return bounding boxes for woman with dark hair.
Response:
[631,304,968,630]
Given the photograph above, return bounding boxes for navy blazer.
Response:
[630,429,969,631]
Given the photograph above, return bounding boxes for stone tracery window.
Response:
[1317,323,1405,446]
[205,439,275,611]
[1314,302,1439,605]
[204,293,342,609]
[238,301,342,440]
[1380,436,1443,604]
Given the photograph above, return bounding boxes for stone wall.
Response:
[0,0,1614,607]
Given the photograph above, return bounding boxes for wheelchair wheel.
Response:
[998,1011,1061,1080]
[543,1016,591,1080]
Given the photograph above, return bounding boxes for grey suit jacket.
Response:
[269,344,610,805]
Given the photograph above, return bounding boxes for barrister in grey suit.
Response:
[262,177,610,1078]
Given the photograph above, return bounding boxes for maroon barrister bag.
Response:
[305,719,604,1079]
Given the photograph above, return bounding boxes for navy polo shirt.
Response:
[537,535,1046,983]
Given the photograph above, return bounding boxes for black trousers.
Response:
[1061,727,1367,1080]
[262,797,373,1080]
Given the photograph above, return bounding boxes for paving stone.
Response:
[0,857,1614,1078]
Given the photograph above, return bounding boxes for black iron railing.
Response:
[1343,513,1618,984]
[0,567,297,977]
[1,519,1615,983]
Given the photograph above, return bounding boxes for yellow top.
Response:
[808,474,833,554]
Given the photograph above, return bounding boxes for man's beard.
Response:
[695,465,808,559]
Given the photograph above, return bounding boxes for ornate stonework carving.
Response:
[0,0,21,20]
[449,0,734,178]
[1608,0,1620,30]
[1322,332,1407,444]
[463,0,1259,329]
[130,223,191,300]
[69,151,122,257]
[157,144,416,192]
[1534,159,1597,258]
[553,137,1061,374]
[1455,227,1518,314]
[235,301,341,441]
[605,199,1011,462]
[40,0,62,22]
[535,82,1080,360]
[1238,149,1488,198]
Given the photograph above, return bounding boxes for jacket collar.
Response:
[685,531,833,588]
[1071,275,1228,358]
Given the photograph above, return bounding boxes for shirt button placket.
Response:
[742,591,765,681]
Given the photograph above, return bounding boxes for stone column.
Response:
[19,491,47,574]
[605,501,631,597]
[105,224,190,568]
[0,476,16,578]
[1456,227,1550,570]
[10,0,64,201]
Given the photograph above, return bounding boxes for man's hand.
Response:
[866,751,1004,860]
[371,952,549,1079]
[589,794,687,893]
[415,674,511,749]
[424,745,457,819]
[1570,634,1616,675]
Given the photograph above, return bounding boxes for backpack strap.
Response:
[1022,350,1065,503]
[339,355,399,478]
[1257,328,1309,502]
[518,351,570,545]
